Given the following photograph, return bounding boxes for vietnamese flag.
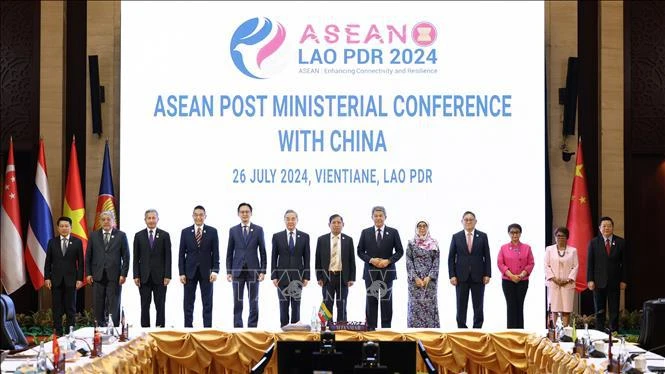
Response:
[565,138,594,292]
[63,136,89,282]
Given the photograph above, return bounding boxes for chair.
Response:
[250,342,275,374]
[417,340,438,374]
[0,294,29,351]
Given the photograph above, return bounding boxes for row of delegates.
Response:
[43,213,133,334]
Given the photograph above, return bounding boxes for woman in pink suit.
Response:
[545,227,578,326]
[497,223,535,329]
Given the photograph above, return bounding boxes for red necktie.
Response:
[605,239,611,255]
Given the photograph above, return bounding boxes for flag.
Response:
[52,332,61,366]
[93,141,117,230]
[25,139,54,290]
[565,138,594,292]
[1,137,27,294]
[63,137,89,280]
[318,301,332,324]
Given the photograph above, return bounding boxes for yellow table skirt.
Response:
[143,330,530,374]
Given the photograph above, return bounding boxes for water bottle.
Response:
[555,313,564,341]
[107,313,114,336]
[310,307,319,332]
[68,325,76,352]
[36,341,48,372]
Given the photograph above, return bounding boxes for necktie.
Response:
[466,232,473,253]
[104,232,110,245]
[288,231,295,253]
[149,230,154,248]
[61,238,67,255]
[196,227,202,247]
[243,226,248,240]
[330,236,340,271]
[605,238,611,256]
[376,228,382,245]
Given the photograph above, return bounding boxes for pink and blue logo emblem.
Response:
[230,17,286,79]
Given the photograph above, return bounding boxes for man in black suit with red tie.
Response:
[133,209,171,327]
[86,211,131,327]
[271,209,310,327]
[226,202,267,328]
[448,211,491,328]
[315,214,356,323]
[587,216,627,331]
[179,205,219,328]
[357,206,403,329]
[44,216,84,336]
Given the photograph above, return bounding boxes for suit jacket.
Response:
[356,226,404,282]
[447,230,491,283]
[271,230,310,286]
[315,233,356,284]
[44,236,84,287]
[133,228,172,284]
[178,224,220,279]
[226,223,267,278]
[586,235,627,288]
[85,229,131,281]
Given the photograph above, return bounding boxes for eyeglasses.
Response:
[509,231,521,235]
[417,224,428,228]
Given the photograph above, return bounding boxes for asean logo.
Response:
[230,17,287,79]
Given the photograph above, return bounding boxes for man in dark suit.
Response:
[226,202,267,328]
[133,209,171,327]
[357,206,403,329]
[179,205,219,328]
[85,211,130,326]
[315,214,356,323]
[271,209,310,327]
[44,216,84,335]
[448,211,491,328]
[587,216,627,331]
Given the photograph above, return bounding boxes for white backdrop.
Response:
[120,1,545,331]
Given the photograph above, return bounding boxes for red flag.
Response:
[93,141,117,230]
[1,137,27,293]
[566,139,594,292]
[52,333,61,366]
[63,137,89,282]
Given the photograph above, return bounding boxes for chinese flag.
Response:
[63,137,89,282]
[565,139,594,292]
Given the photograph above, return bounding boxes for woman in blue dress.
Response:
[406,220,440,328]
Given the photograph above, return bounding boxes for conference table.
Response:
[2,328,664,373]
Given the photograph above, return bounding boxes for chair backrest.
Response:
[0,294,28,351]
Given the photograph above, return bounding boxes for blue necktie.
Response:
[243,226,248,241]
[289,232,295,253]
[376,228,382,245]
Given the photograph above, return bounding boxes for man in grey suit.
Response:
[271,209,310,327]
[587,216,627,331]
[357,206,403,329]
[226,202,267,327]
[448,211,491,328]
[315,214,356,323]
[44,216,84,335]
[133,209,171,327]
[85,211,130,326]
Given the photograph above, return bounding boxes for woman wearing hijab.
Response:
[497,223,535,329]
[406,220,440,328]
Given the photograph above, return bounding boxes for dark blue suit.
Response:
[178,224,219,327]
[448,230,492,328]
[271,230,310,327]
[357,226,403,329]
[226,223,267,327]
[587,235,627,330]
[44,235,84,335]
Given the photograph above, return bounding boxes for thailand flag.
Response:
[25,139,54,290]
